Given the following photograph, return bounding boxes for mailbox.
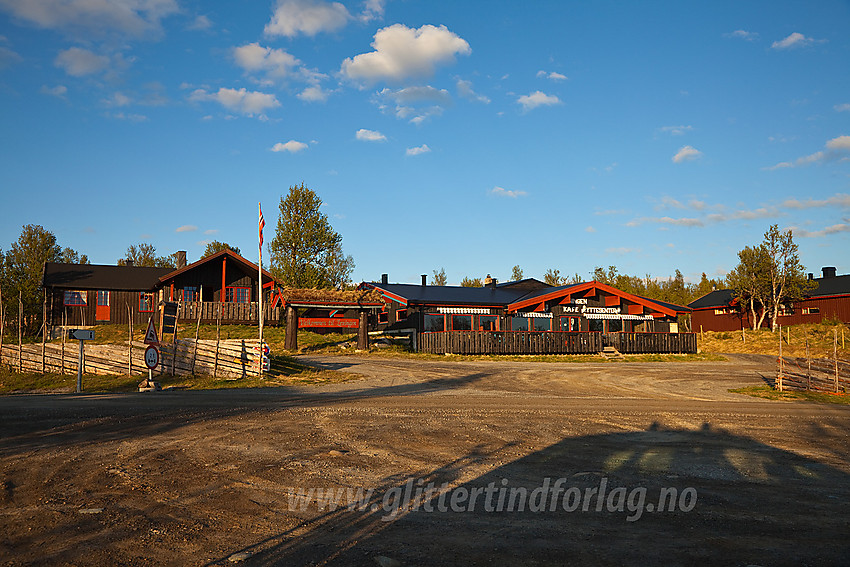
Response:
[68,329,95,341]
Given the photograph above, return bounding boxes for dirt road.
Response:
[1,355,848,566]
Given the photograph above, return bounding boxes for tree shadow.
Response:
[216,421,850,566]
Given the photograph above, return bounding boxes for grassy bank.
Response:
[698,321,849,358]
[730,385,850,405]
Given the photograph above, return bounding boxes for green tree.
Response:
[761,225,816,331]
[269,183,354,289]
[202,241,241,258]
[511,265,523,281]
[543,268,563,286]
[117,243,176,268]
[726,244,772,330]
[460,276,482,287]
[431,267,447,286]
[2,225,84,334]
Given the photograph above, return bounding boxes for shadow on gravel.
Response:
[0,371,491,457]
[219,421,850,567]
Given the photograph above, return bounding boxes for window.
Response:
[607,319,623,333]
[532,317,551,332]
[378,311,389,324]
[395,309,408,321]
[803,307,820,315]
[511,317,529,331]
[451,315,473,331]
[64,290,87,306]
[97,290,109,307]
[181,287,198,302]
[139,292,155,313]
[559,316,579,332]
[424,314,444,332]
[714,308,730,315]
[225,287,251,303]
[589,319,604,333]
[479,316,498,331]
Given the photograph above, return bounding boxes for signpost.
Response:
[68,328,95,393]
[142,318,159,389]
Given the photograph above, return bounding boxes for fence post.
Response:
[42,292,47,373]
[835,329,840,393]
[806,334,811,391]
[18,291,23,372]
[777,325,783,391]
[127,304,133,376]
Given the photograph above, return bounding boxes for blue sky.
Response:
[1,0,848,286]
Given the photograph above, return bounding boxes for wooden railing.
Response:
[605,332,697,354]
[419,331,697,355]
[177,302,282,326]
[419,331,603,355]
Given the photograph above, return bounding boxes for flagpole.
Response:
[258,202,264,377]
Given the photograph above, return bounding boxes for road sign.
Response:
[144,346,159,369]
[162,301,178,334]
[143,317,159,345]
[68,329,95,341]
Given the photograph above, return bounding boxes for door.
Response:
[96,290,110,321]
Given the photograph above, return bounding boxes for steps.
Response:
[600,346,624,360]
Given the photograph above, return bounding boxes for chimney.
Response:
[484,274,496,288]
[177,250,187,270]
[421,274,427,286]
[808,273,813,280]
[126,259,134,268]
[381,274,388,285]
[822,266,836,279]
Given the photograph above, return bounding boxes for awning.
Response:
[437,307,492,314]
[584,313,654,320]
[515,312,553,318]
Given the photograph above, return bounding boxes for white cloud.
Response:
[359,0,385,22]
[189,87,280,116]
[341,24,471,83]
[659,125,693,136]
[536,70,567,81]
[793,223,850,238]
[781,193,850,210]
[264,0,350,38]
[298,85,329,102]
[40,84,67,97]
[55,47,109,76]
[456,79,490,103]
[406,144,430,156]
[271,140,308,153]
[724,30,758,41]
[771,32,817,50]
[767,136,850,169]
[380,85,451,105]
[187,14,212,31]
[627,216,704,228]
[517,91,561,111]
[204,229,218,235]
[375,86,450,123]
[585,226,596,233]
[233,43,299,79]
[672,145,702,163]
[176,225,197,233]
[0,0,178,39]
[104,92,131,107]
[356,128,386,141]
[0,45,21,68]
[490,186,527,198]
[606,247,638,255]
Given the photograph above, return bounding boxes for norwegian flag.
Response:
[258,202,265,248]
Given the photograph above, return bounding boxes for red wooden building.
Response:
[689,267,850,331]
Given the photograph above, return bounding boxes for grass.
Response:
[0,352,353,395]
[729,385,850,405]
[698,321,849,359]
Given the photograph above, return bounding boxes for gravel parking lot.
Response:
[1,354,848,566]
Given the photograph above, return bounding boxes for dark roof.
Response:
[43,263,174,291]
[158,248,276,284]
[496,278,550,290]
[809,274,850,297]
[367,283,531,306]
[688,290,736,310]
[506,281,584,303]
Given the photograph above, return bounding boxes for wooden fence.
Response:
[419,331,697,355]
[0,338,267,380]
[178,302,282,326]
[420,331,603,355]
[605,332,697,354]
[776,356,850,393]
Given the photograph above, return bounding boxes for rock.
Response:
[228,551,252,562]
[374,556,402,567]
[78,508,104,514]
[328,449,349,457]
